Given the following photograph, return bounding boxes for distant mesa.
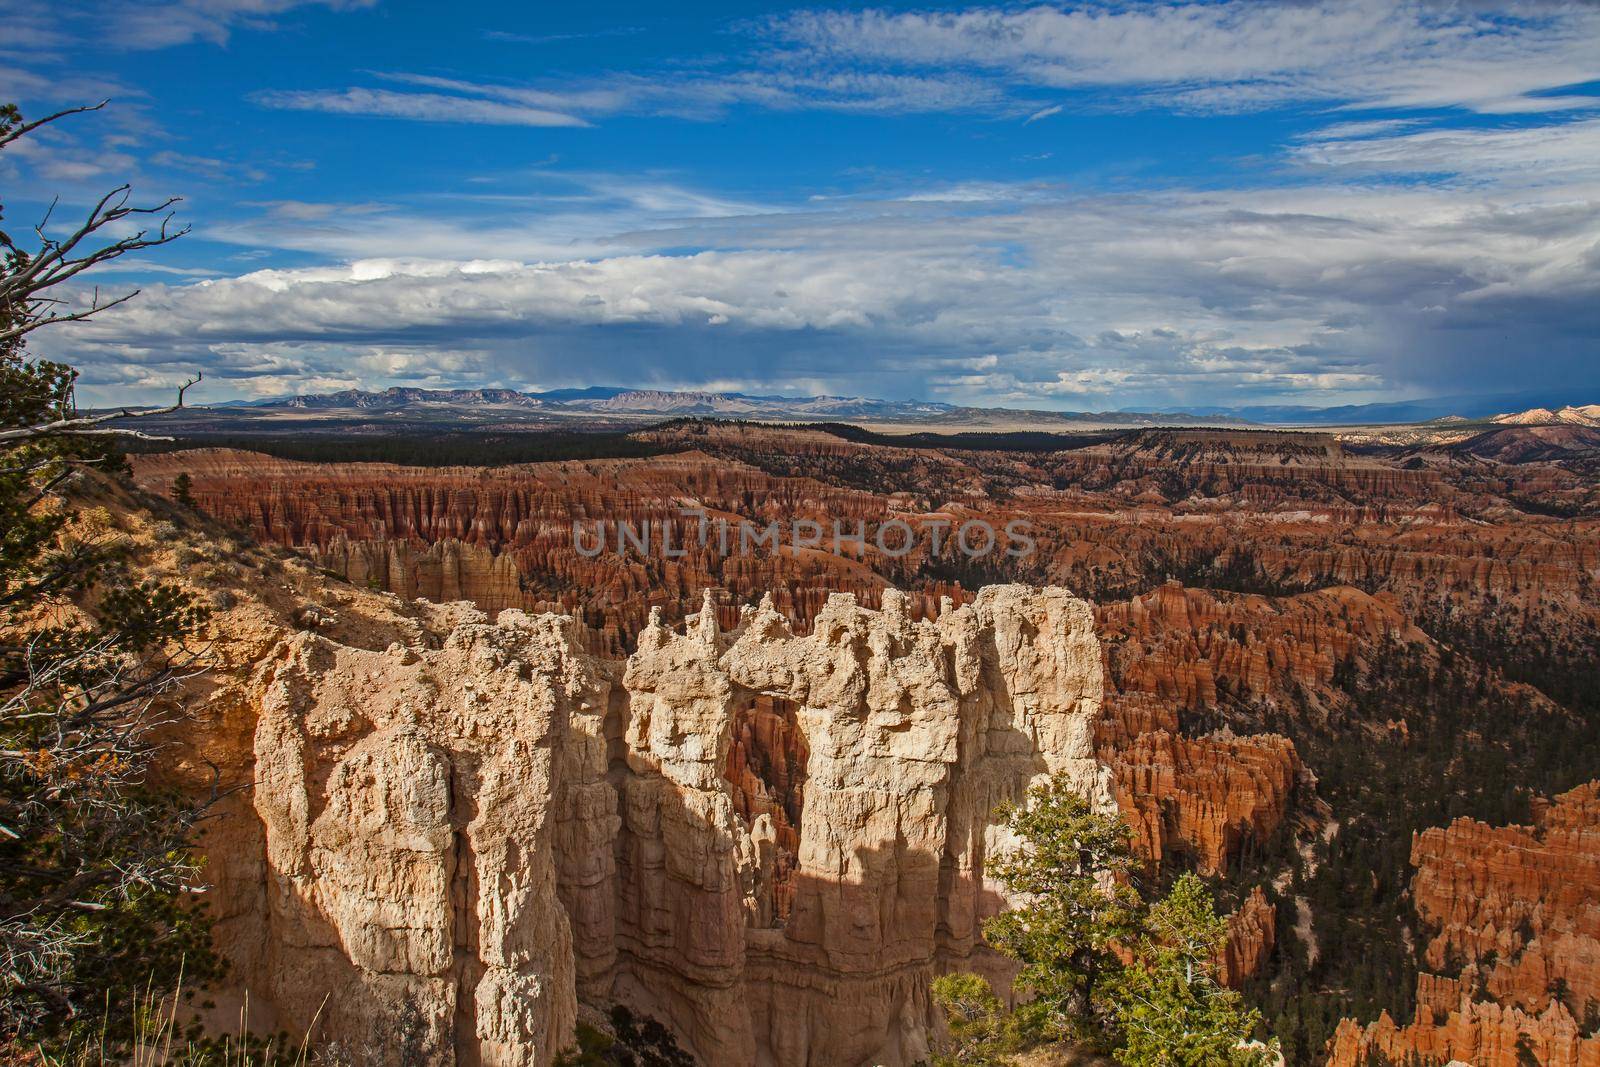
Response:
[1490,403,1600,428]
[220,385,1247,429]
[281,387,546,410]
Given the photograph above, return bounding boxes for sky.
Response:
[2,0,1599,411]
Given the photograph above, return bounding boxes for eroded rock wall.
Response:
[1326,974,1600,1067]
[251,611,610,1065]
[234,584,1107,1067]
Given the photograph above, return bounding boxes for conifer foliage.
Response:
[0,101,215,1047]
[933,773,1273,1066]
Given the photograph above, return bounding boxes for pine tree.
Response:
[1114,874,1273,1066]
[1,102,213,1048]
[171,471,194,507]
[932,778,1280,1065]
[981,773,1144,1047]
[929,973,1017,1067]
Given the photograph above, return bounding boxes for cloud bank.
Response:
[55,167,1600,407]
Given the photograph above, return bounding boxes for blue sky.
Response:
[3,0,1599,410]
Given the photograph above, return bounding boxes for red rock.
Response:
[1329,784,1600,1066]
[1411,782,1600,1015]
[1221,887,1277,989]
[1327,974,1600,1067]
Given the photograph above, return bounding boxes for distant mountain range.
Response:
[193,386,1598,430]
[1166,392,1596,426]
[218,386,1245,427]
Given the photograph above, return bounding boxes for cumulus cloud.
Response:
[15,0,1600,410]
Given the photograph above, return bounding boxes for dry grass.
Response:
[24,967,326,1067]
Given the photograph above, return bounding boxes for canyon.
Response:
[131,422,1600,1065]
[181,561,1107,1065]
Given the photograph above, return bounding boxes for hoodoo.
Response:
[220,585,1106,1066]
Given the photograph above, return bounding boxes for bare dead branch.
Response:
[0,373,200,445]
[0,102,106,152]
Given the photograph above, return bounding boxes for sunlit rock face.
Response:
[237,584,1107,1066]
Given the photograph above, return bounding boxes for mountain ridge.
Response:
[205,385,1249,427]
[155,386,1600,431]
[1491,403,1600,427]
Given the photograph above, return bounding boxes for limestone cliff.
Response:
[209,584,1106,1067]
[309,533,526,615]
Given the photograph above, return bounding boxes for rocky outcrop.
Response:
[1326,974,1600,1067]
[1097,692,1298,877]
[309,534,527,614]
[1090,583,1349,878]
[1410,783,1600,1016]
[1220,887,1277,991]
[252,613,606,1064]
[224,585,1107,1067]
[1095,581,1415,708]
[1326,785,1600,1066]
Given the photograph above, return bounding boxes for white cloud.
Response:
[105,0,377,50]
[251,87,593,128]
[231,4,1600,129]
[1291,117,1600,183]
[53,166,1600,408]
[1295,118,1426,141]
[766,1,1600,116]
[251,67,1013,126]
[0,0,376,55]
[16,0,1600,409]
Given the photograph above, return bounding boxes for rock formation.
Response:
[131,424,1600,1061]
[252,613,602,1064]
[1326,974,1600,1067]
[311,534,526,615]
[213,584,1107,1067]
[1409,782,1600,1017]
[131,425,1600,651]
[1091,583,1347,878]
[1326,785,1600,1066]
[1220,887,1278,991]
